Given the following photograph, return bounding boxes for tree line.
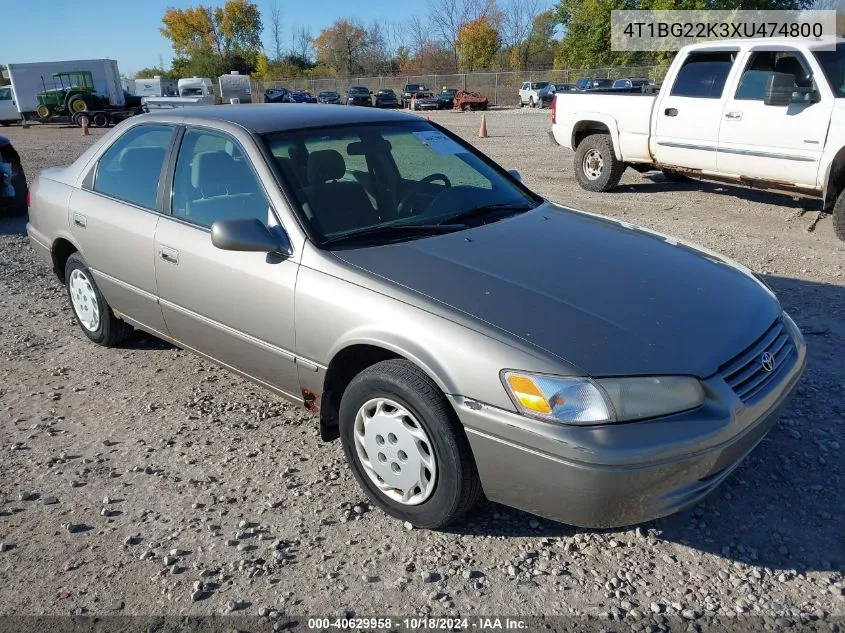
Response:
[138,0,827,81]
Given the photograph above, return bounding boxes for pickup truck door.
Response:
[651,50,740,172]
[716,48,833,188]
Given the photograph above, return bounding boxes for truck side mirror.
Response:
[764,72,796,106]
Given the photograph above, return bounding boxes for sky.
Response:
[2,0,421,77]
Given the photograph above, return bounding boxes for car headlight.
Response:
[501,371,705,425]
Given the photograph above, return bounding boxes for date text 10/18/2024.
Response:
[307,617,529,630]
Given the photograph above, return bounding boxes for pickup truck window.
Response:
[735,51,813,101]
[814,43,845,96]
[670,51,736,99]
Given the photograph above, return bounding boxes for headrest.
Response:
[191,150,236,190]
[308,149,345,184]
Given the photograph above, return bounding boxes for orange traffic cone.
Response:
[478,114,488,138]
[81,116,90,136]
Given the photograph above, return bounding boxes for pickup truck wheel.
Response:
[339,359,482,529]
[574,133,625,192]
[833,189,845,241]
[65,253,132,347]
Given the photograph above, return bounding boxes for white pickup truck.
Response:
[550,37,845,241]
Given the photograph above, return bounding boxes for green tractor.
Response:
[35,71,106,119]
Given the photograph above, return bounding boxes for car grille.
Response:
[719,317,796,403]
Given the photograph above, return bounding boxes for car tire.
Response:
[519,99,524,108]
[339,359,483,529]
[662,169,693,183]
[65,253,132,347]
[833,188,845,241]
[529,97,535,108]
[573,133,625,192]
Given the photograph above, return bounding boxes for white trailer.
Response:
[218,71,252,103]
[6,59,125,117]
[134,76,178,98]
[143,77,215,110]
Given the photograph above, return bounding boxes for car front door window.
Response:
[171,128,273,228]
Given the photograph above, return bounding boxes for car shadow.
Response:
[613,173,823,211]
[0,212,28,236]
[447,274,844,573]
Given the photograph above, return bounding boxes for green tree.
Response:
[160,0,263,77]
[457,17,500,71]
[135,67,178,79]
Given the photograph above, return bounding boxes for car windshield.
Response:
[349,87,369,94]
[321,92,338,97]
[814,44,845,96]
[440,89,456,95]
[405,84,425,91]
[378,90,395,96]
[264,121,540,247]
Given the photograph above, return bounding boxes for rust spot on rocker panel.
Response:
[302,388,320,412]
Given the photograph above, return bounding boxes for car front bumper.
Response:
[449,336,806,528]
[416,103,439,110]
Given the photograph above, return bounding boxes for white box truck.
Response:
[7,59,125,118]
[134,76,178,98]
[219,71,252,103]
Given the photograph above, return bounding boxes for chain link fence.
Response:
[251,66,667,106]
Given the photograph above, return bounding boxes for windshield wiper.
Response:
[322,223,468,246]
[437,201,537,226]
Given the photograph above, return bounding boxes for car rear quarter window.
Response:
[670,51,737,99]
[93,124,174,209]
[170,128,271,229]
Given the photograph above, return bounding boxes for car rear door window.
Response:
[734,51,814,101]
[670,51,737,99]
[170,128,271,229]
[93,124,173,209]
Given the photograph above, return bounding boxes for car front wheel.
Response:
[833,188,845,241]
[65,252,131,346]
[339,359,482,528]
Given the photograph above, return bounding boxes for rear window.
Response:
[670,51,737,98]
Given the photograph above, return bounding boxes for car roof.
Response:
[137,103,419,134]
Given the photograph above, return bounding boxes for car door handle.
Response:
[159,246,179,265]
[724,111,743,120]
[72,213,87,228]
[664,108,678,117]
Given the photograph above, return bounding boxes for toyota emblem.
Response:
[761,351,775,372]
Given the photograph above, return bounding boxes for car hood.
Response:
[332,204,780,378]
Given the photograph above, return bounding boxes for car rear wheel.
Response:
[833,189,845,241]
[65,253,131,347]
[574,133,625,192]
[339,359,482,528]
[529,96,535,108]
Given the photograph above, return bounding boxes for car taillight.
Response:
[27,191,31,207]
[551,95,557,124]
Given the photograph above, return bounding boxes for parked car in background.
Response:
[518,81,550,107]
[346,86,372,106]
[25,104,806,529]
[575,77,614,91]
[437,88,457,109]
[612,78,654,91]
[0,86,21,125]
[264,88,293,104]
[0,135,27,217]
[539,83,577,108]
[550,37,845,241]
[317,91,341,105]
[401,83,428,108]
[374,88,399,108]
[290,90,317,104]
[410,91,439,111]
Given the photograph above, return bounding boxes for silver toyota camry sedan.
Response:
[27,105,806,529]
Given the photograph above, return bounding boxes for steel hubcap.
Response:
[69,269,100,332]
[583,149,604,180]
[353,397,437,505]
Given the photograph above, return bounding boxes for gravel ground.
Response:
[0,111,843,626]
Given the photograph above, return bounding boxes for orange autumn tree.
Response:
[160,0,263,76]
[456,17,500,72]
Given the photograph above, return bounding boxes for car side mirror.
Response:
[507,169,522,182]
[211,218,292,256]
[764,72,796,106]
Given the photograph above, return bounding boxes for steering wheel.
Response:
[397,173,453,216]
